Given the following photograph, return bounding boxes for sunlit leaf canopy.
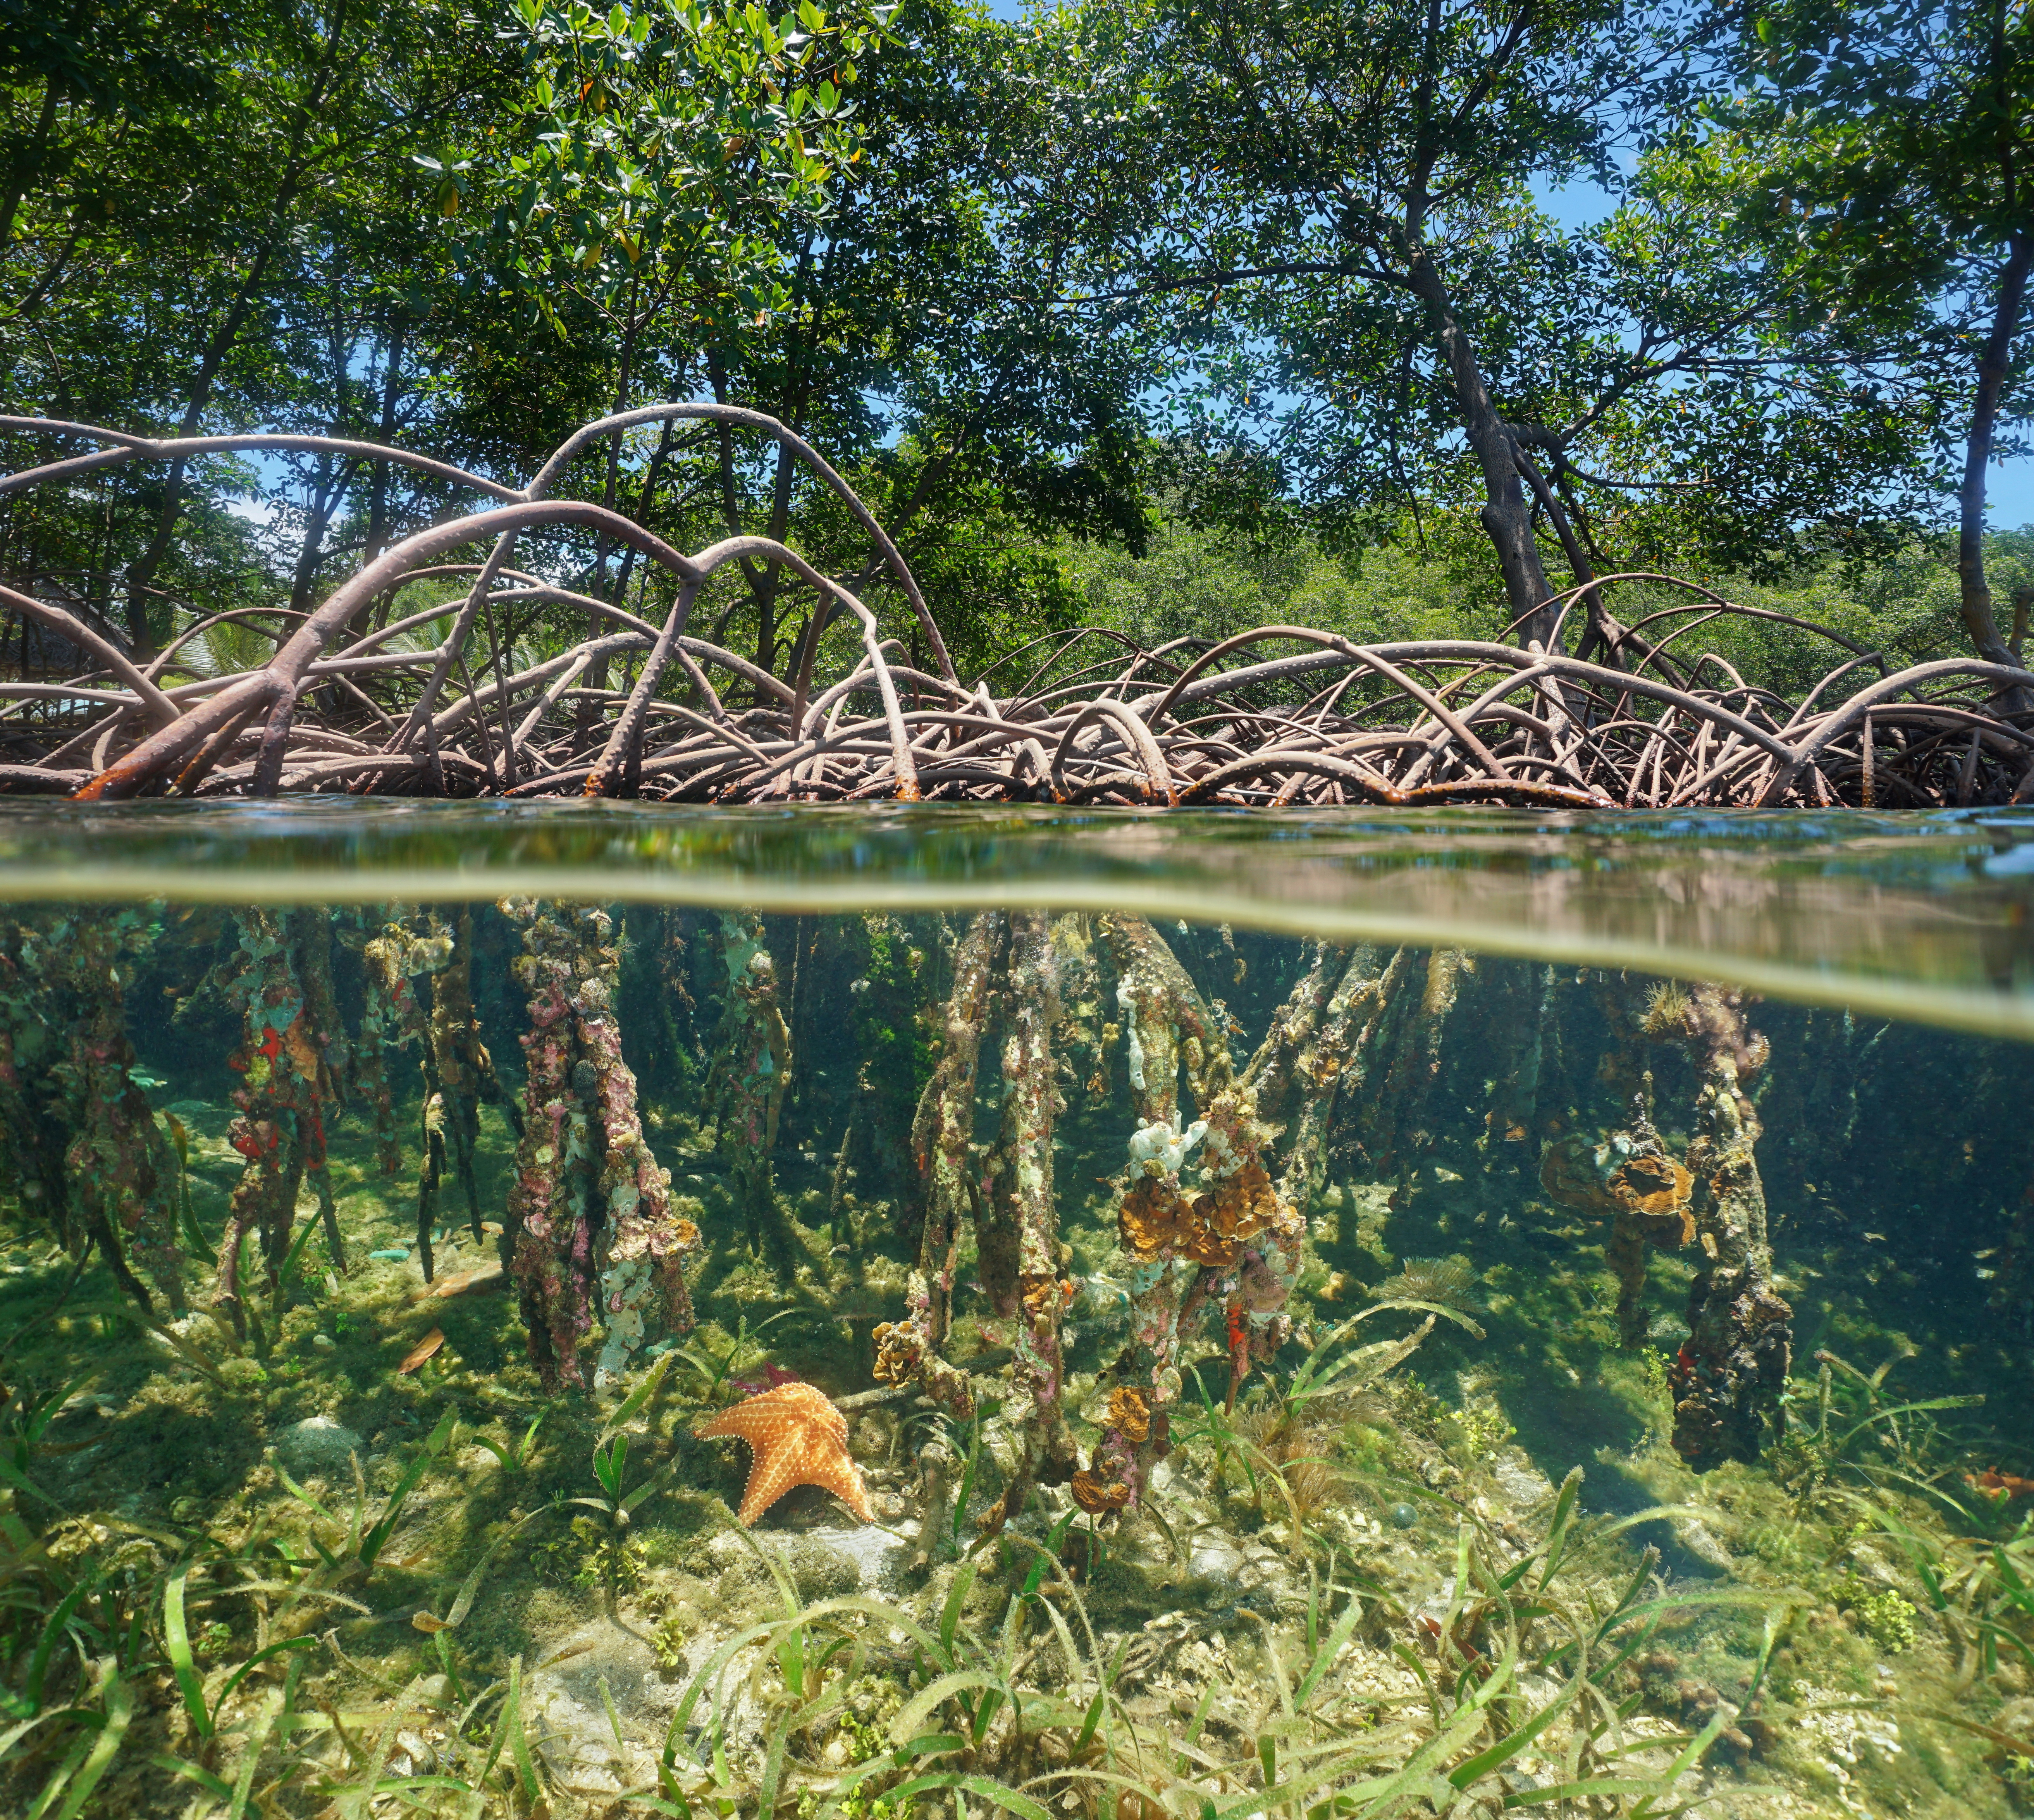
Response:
[0,0,2026,765]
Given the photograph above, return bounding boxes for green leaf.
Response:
[164,1564,212,1739]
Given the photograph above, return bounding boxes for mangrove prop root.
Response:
[1539,1087,1695,1350]
[703,914,793,1258]
[0,930,69,1247]
[14,406,2027,809]
[213,911,339,1337]
[1358,948,1465,1174]
[1673,1047,1793,1468]
[356,909,440,1177]
[40,910,184,1309]
[423,907,521,1262]
[977,911,1075,1539]
[361,914,458,1274]
[502,899,698,1393]
[1080,913,1323,1509]
[877,911,1005,1422]
[287,907,349,1271]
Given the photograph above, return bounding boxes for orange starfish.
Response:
[695,1381,872,1526]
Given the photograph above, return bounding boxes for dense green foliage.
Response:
[0,0,2026,681]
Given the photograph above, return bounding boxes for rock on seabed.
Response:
[273,1414,362,1475]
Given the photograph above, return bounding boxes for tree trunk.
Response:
[1958,230,2032,684]
[1402,243,1561,651]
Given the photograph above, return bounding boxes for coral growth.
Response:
[1372,1255,1480,1310]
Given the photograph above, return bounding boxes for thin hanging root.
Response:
[212,910,339,1338]
[1540,1085,1694,1351]
[33,909,186,1310]
[876,911,1004,1422]
[702,914,793,1259]
[287,907,349,1271]
[1076,914,1244,1512]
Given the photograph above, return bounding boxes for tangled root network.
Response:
[5,405,2032,809]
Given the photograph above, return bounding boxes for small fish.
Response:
[1862,1232,1887,1243]
[369,1248,410,1262]
[398,1328,446,1374]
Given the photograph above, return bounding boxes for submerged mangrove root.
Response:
[978,912,1076,1538]
[213,910,345,1338]
[877,911,1003,1429]
[356,910,443,1178]
[1541,980,1793,1465]
[1076,912,1332,1514]
[9,909,186,1309]
[502,900,699,1392]
[0,930,65,1251]
[427,909,518,1246]
[287,908,349,1270]
[704,914,793,1259]
[1351,947,1465,1175]
[360,911,521,1280]
[1480,962,1560,1157]
[1674,1043,1793,1468]
[1635,981,1792,1465]
[1539,1081,1695,1350]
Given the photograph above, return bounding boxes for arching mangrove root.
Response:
[287,907,350,1269]
[502,899,698,1392]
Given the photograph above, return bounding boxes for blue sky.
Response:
[1533,177,2034,531]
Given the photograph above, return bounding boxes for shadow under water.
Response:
[2,808,2032,1820]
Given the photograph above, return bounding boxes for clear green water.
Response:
[2,801,2032,1035]
[2,806,2031,1820]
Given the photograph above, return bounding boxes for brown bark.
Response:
[1958,230,2032,685]
[1402,243,1560,651]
